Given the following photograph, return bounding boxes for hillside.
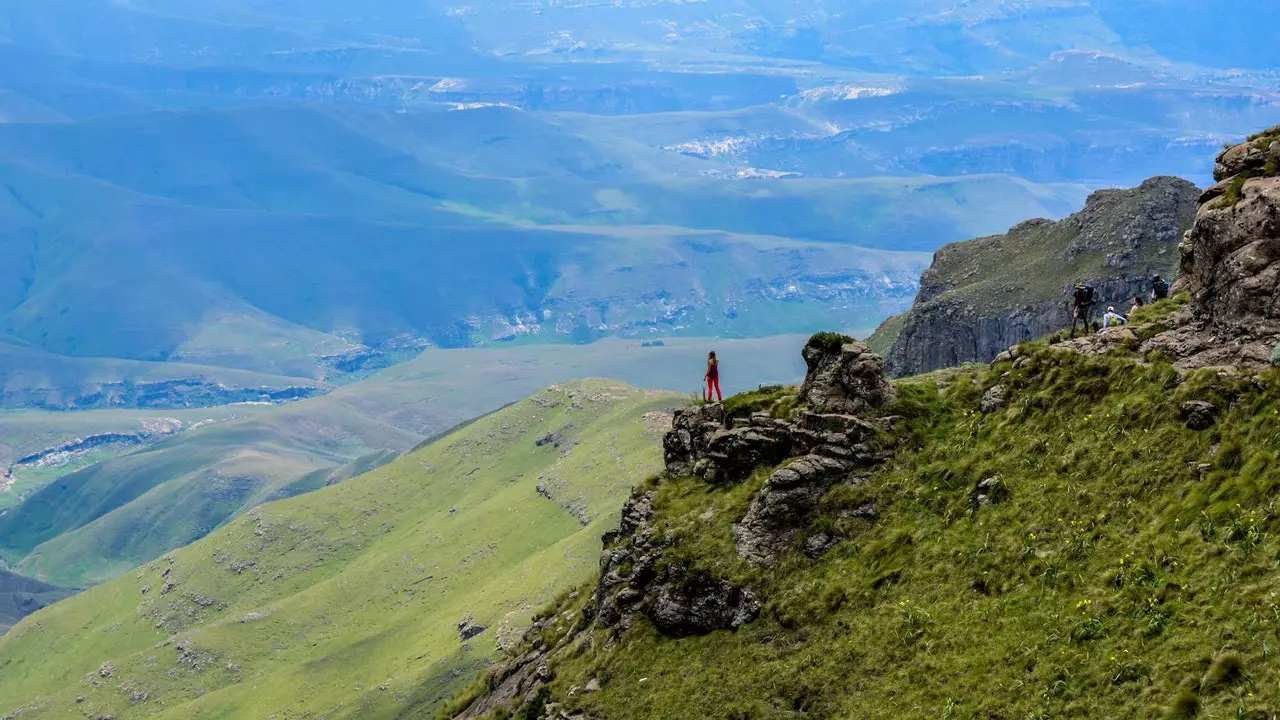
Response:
[867,176,1200,376]
[436,129,1280,719]
[0,380,680,720]
[0,335,809,588]
[0,569,74,634]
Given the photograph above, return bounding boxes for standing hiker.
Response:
[1129,295,1145,317]
[705,351,722,403]
[1152,275,1170,301]
[1070,282,1097,337]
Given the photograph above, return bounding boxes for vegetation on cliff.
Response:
[453,334,1280,719]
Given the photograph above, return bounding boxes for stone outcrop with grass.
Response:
[443,128,1280,720]
[1139,127,1280,370]
[448,335,899,719]
[868,176,1200,376]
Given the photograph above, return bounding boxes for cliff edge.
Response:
[869,176,1199,376]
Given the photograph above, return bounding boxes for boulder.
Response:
[1147,170,1280,370]
[1181,401,1219,431]
[663,404,725,475]
[972,477,1010,510]
[733,454,856,566]
[648,578,760,637]
[980,385,1008,413]
[700,425,793,484]
[799,338,896,413]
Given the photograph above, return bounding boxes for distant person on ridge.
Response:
[1152,275,1170,301]
[1070,282,1096,337]
[1102,306,1128,328]
[1129,295,1145,317]
[705,351,722,403]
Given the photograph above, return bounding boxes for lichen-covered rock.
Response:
[734,455,860,566]
[799,338,896,413]
[594,489,759,638]
[1181,401,1219,431]
[700,425,793,484]
[648,577,760,637]
[980,385,1008,413]
[1145,148,1280,370]
[662,403,725,475]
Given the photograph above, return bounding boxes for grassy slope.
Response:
[0,380,679,720]
[0,335,808,587]
[0,569,74,634]
[498,347,1280,720]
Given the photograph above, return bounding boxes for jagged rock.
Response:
[662,404,725,475]
[734,455,856,566]
[874,177,1199,377]
[1181,401,1220,431]
[583,678,601,694]
[980,385,1008,413]
[648,578,760,637]
[1146,142,1280,370]
[1057,326,1138,357]
[595,490,758,638]
[972,477,1010,510]
[802,532,841,559]
[799,338,896,413]
[458,616,488,641]
[451,649,548,720]
[992,345,1020,365]
[701,425,793,484]
[1213,135,1275,182]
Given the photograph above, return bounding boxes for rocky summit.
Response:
[869,176,1200,377]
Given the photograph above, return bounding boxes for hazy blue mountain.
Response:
[0,0,1276,395]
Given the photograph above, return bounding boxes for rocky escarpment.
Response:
[870,176,1200,377]
[2,377,322,412]
[1140,127,1280,370]
[451,338,898,720]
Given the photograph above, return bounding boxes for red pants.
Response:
[706,376,722,402]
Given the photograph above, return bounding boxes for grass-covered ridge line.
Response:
[484,347,1280,719]
[0,380,680,720]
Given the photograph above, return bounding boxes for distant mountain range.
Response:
[0,1,1276,403]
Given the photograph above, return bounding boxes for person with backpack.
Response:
[1070,282,1096,337]
[1102,306,1128,328]
[704,350,722,403]
[1152,275,1170,301]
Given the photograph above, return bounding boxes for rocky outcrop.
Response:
[594,489,761,638]
[799,337,897,413]
[872,176,1200,377]
[453,336,899,719]
[1142,128,1280,370]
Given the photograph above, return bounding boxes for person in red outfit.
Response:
[705,351,722,402]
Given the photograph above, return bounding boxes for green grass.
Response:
[0,380,680,720]
[491,348,1280,719]
[0,335,808,588]
[864,312,907,357]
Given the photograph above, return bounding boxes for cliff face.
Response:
[870,176,1200,377]
[1143,125,1280,369]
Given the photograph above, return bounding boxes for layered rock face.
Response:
[1144,127,1280,369]
[871,176,1200,377]
[452,337,898,720]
